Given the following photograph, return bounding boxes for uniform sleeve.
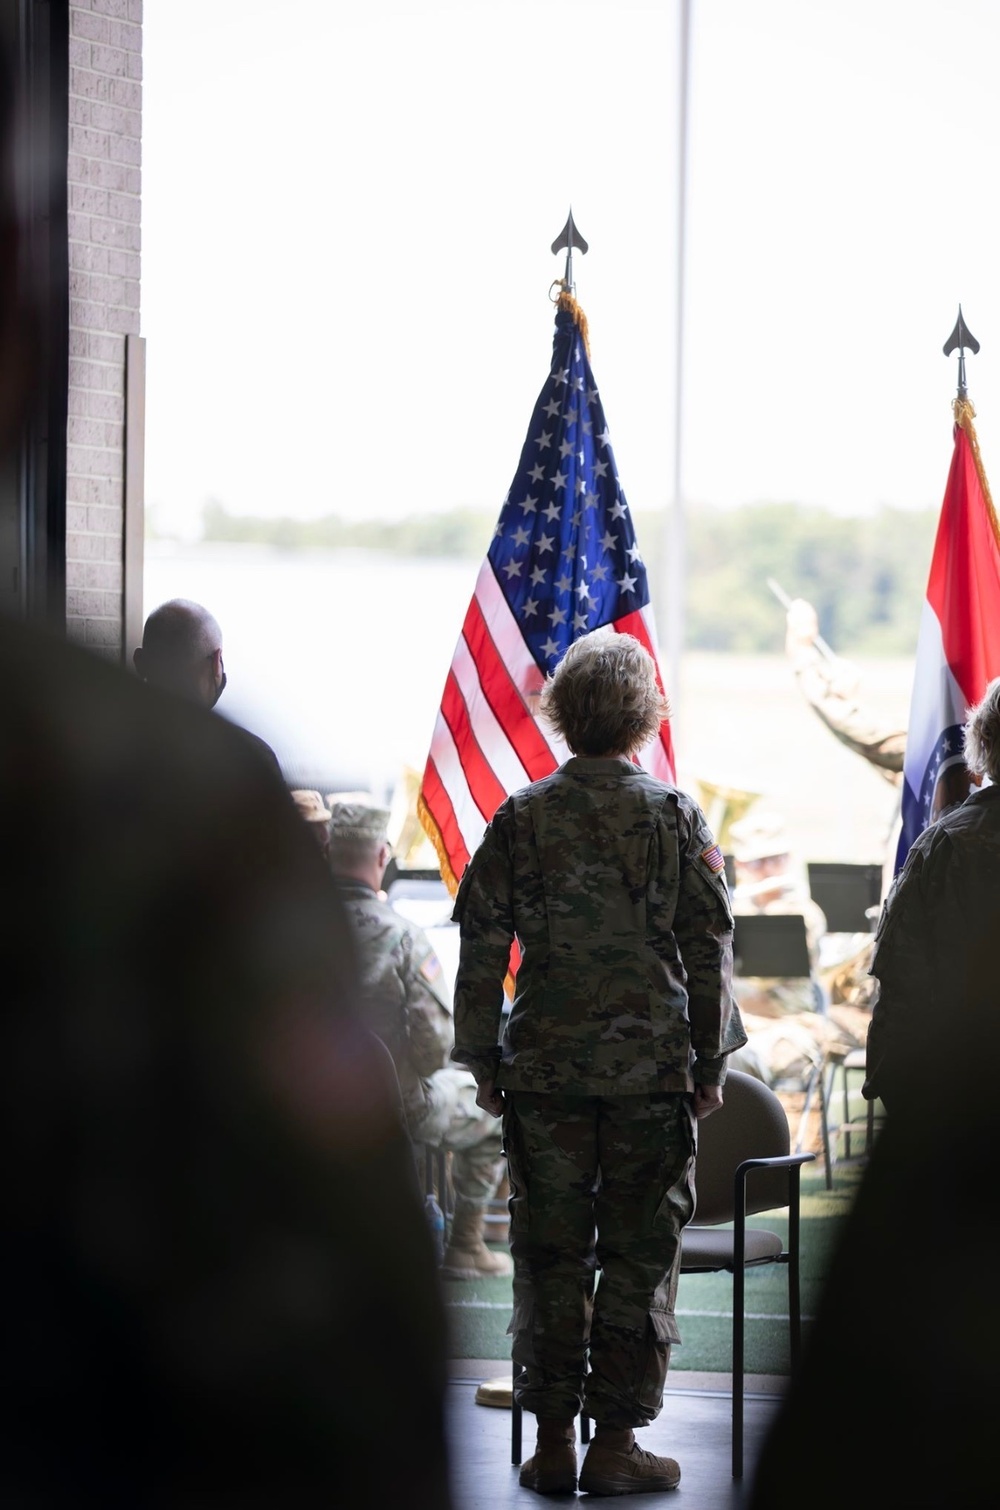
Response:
[670,798,747,1085]
[398,923,454,1080]
[862,840,934,1109]
[449,802,516,1084]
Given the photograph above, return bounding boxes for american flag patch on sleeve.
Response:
[700,843,725,874]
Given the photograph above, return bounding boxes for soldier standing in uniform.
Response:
[326,793,513,1280]
[451,630,746,1497]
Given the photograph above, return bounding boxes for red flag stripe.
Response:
[427,707,488,860]
[926,425,1000,706]
[419,752,470,888]
[440,669,509,824]
[448,621,533,796]
[468,565,567,773]
[615,606,677,780]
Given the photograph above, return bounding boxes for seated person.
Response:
[324,792,512,1282]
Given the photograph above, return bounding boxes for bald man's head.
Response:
[133,600,226,708]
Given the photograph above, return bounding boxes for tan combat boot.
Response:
[578,1426,681,1496]
[518,1417,578,1496]
[439,1200,513,1280]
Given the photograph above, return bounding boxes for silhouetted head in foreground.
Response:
[133,598,226,707]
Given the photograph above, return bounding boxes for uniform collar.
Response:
[562,754,638,776]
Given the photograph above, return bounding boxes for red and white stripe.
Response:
[420,562,677,891]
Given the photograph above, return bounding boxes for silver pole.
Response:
[663,0,691,715]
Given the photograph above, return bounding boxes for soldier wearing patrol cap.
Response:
[325,792,512,1282]
[289,789,332,860]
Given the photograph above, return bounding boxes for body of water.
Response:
[144,543,913,868]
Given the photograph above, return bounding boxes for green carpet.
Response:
[442,1162,864,1375]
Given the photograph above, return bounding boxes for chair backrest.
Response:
[691,1069,792,1225]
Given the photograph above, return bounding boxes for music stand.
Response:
[806,862,882,933]
[732,913,812,978]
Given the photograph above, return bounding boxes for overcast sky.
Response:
[142,0,1000,543]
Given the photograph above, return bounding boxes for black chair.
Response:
[510,1071,814,1479]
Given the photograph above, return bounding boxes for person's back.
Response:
[0,613,452,1507]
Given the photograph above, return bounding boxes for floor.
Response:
[445,1361,785,1510]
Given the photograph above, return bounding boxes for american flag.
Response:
[419,292,676,893]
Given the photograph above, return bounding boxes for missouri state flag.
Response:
[896,396,1000,873]
[419,290,675,895]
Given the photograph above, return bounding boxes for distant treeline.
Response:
[197,498,938,656]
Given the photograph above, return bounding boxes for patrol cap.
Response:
[290,789,332,825]
[325,790,391,843]
[729,811,791,863]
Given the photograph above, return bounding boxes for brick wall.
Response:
[65,0,142,657]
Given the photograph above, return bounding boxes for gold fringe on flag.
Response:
[954,396,1000,548]
[416,791,460,898]
[556,285,591,361]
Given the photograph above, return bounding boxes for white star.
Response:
[529,463,545,483]
[626,544,642,563]
[616,571,637,593]
[522,494,538,514]
[559,438,574,459]
[555,573,572,593]
[548,605,567,626]
[535,430,552,450]
[573,375,584,391]
[577,450,585,465]
[610,499,628,520]
[600,530,617,552]
[543,501,561,523]
[573,611,589,631]
[541,637,560,658]
[575,477,587,496]
[554,367,570,387]
[536,533,555,555]
[565,408,578,424]
[571,510,582,527]
[530,565,546,586]
[543,397,560,418]
[523,598,539,618]
[552,470,569,490]
[594,458,609,479]
[512,525,530,548]
[591,562,608,582]
[597,426,611,446]
[562,541,576,561]
[494,523,503,538]
[586,386,599,403]
[576,579,593,601]
[582,419,592,435]
[584,490,598,508]
[504,558,523,580]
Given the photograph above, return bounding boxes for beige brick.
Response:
[108,134,140,167]
[85,389,125,421]
[107,20,141,52]
[71,67,111,103]
[85,617,121,648]
[68,416,122,449]
[66,530,107,562]
[67,476,120,508]
[80,559,122,590]
[71,127,111,159]
[86,503,123,533]
[67,211,92,241]
[72,10,111,44]
[91,44,128,77]
[91,0,132,19]
[69,96,91,126]
[69,240,110,273]
[108,76,140,108]
[84,331,123,363]
[106,189,140,224]
[103,305,139,335]
[126,47,142,83]
[107,247,139,279]
[128,1,143,24]
[69,38,91,69]
[68,356,106,390]
[65,585,103,614]
[90,216,140,251]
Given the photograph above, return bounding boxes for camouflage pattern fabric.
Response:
[864,783,1000,1111]
[451,756,746,1093]
[336,880,503,1205]
[504,1091,696,1427]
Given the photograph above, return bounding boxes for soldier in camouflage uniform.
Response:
[325,793,512,1280]
[451,630,746,1497]
[863,677,1000,1115]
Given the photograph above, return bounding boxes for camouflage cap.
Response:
[325,790,391,843]
[729,811,791,862]
[290,789,332,825]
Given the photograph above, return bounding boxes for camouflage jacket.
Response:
[450,756,746,1095]
[333,879,453,1123]
[865,782,1000,1110]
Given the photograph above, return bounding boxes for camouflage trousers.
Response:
[410,1065,506,1210]
[503,1091,696,1428]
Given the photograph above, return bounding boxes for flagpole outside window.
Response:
[663,0,692,714]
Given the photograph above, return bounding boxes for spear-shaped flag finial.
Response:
[551,208,588,295]
[943,305,980,399]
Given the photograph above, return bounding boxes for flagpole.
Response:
[663,0,692,713]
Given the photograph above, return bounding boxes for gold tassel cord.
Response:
[555,286,591,361]
[416,792,460,898]
[953,396,1000,550]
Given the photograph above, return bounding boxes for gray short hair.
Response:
[964,677,1000,783]
[539,629,670,758]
